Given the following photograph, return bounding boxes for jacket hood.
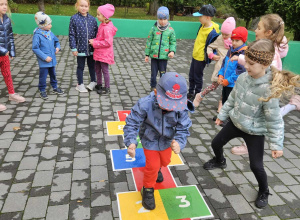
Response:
[211,21,220,33]
[276,36,289,59]
[230,43,246,53]
[33,28,51,35]
[102,21,117,36]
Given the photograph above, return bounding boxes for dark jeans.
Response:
[150,58,168,88]
[39,66,57,92]
[222,86,233,105]
[212,120,268,192]
[76,55,96,85]
[188,58,206,94]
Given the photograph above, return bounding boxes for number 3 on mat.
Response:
[176,195,190,208]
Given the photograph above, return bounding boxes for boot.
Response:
[156,168,164,183]
[141,187,155,210]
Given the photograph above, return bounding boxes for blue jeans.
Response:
[188,58,206,94]
[76,55,96,85]
[150,58,168,88]
[39,67,57,92]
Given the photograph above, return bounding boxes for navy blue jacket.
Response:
[123,92,193,151]
[196,24,219,65]
[32,28,60,68]
[69,13,98,56]
[218,44,247,88]
[0,14,15,57]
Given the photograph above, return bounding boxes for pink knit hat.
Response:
[98,4,115,19]
[221,17,236,35]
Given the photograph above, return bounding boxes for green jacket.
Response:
[145,22,176,60]
[218,69,284,151]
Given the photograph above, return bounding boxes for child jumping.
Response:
[124,72,193,210]
[69,0,98,93]
[188,4,219,100]
[0,0,25,111]
[32,12,64,99]
[145,6,176,91]
[89,3,117,95]
[203,39,300,209]
[193,17,236,111]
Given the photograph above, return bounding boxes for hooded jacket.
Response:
[32,28,60,68]
[123,92,193,151]
[0,14,15,57]
[69,12,98,56]
[218,69,284,151]
[93,21,117,65]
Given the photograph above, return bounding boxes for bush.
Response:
[8,0,18,12]
[215,4,237,19]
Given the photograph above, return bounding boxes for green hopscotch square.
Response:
[136,136,143,148]
[159,186,212,219]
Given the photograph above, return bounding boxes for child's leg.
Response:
[201,81,219,98]
[100,62,110,88]
[76,56,86,85]
[48,67,58,89]
[159,147,172,167]
[157,60,168,77]
[38,67,48,92]
[193,60,206,94]
[143,149,161,188]
[222,87,233,105]
[95,61,102,85]
[0,56,15,94]
[280,95,300,117]
[150,59,159,88]
[86,55,96,82]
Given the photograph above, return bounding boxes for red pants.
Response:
[0,56,15,94]
[143,147,172,188]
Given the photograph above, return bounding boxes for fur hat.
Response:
[157,6,169,19]
[231,27,248,43]
[98,4,115,19]
[35,11,52,28]
[221,17,236,35]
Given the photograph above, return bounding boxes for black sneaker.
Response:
[95,84,103,94]
[141,187,155,210]
[53,87,64,94]
[99,87,110,94]
[213,116,217,121]
[203,157,227,170]
[255,190,271,209]
[40,91,48,100]
[156,168,163,183]
[187,93,194,100]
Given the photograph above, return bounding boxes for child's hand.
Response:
[272,150,283,158]
[231,55,239,61]
[72,51,78,56]
[55,48,60,54]
[89,39,94,46]
[212,55,220,61]
[217,78,223,84]
[127,144,137,158]
[170,140,180,154]
[215,118,223,126]
[145,56,149,63]
[168,51,175,58]
[45,57,52,62]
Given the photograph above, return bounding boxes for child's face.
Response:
[232,39,244,49]
[0,0,8,15]
[97,10,105,22]
[198,15,211,26]
[221,33,231,40]
[245,56,267,79]
[255,20,271,40]
[77,0,89,16]
[42,23,52,31]
[158,19,168,26]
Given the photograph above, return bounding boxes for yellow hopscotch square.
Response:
[169,151,184,165]
[106,121,126,136]
[118,191,168,220]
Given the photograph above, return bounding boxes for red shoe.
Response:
[0,104,7,111]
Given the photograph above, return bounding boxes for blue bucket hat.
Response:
[193,4,216,17]
[157,6,169,19]
[156,72,188,111]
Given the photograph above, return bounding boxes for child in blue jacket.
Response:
[124,72,193,210]
[32,12,64,100]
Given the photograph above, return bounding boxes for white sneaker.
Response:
[86,82,97,91]
[76,84,88,93]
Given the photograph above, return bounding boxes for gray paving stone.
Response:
[73,157,90,170]
[10,182,31,193]
[49,190,70,205]
[276,173,299,185]
[8,141,27,151]
[204,188,231,209]
[18,156,39,170]
[226,194,254,215]
[91,206,113,220]
[52,173,72,192]
[0,183,10,199]
[37,160,56,171]
[46,204,69,220]
[0,139,13,149]
[227,170,249,185]
[41,146,58,160]
[91,153,106,166]
[91,166,108,182]
[32,170,54,187]
[72,169,90,181]
[4,152,24,162]
[2,192,28,213]
[69,199,90,220]
[71,181,90,200]
[91,192,111,207]
[23,196,49,219]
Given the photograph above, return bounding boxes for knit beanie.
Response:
[35,11,52,28]
[157,6,169,19]
[231,27,248,43]
[221,17,236,35]
[98,4,115,19]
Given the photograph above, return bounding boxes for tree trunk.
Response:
[148,0,159,16]
[294,29,300,41]
[169,2,175,21]
[38,0,45,12]
[245,19,250,29]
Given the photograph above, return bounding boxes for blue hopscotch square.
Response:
[111,148,145,171]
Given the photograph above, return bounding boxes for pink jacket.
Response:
[93,21,117,65]
[238,36,289,71]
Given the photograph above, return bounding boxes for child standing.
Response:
[204,39,300,209]
[124,72,193,210]
[145,6,176,91]
[89,4,117,95]
[188,4,219,99]
[0,0,25,111]
[193,17,236,110]
[69,0,98,93]
[32,12,64,99]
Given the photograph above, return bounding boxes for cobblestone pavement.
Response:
[0,35,300,220]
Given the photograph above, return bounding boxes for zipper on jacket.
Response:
[85,16,89,56]
[158,31,163,59]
